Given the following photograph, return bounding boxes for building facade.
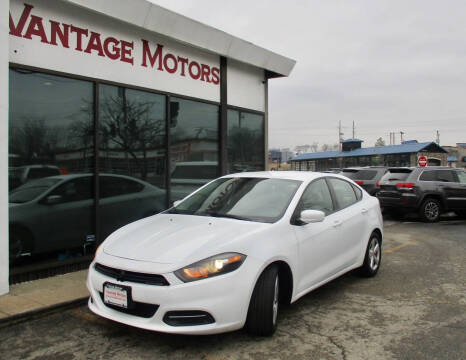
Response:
[291,140,448,171]
[2,0,295,295]
[444,143,466,168]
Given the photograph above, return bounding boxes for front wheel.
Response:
[246,265,279,336]
[419,198,441,222]
[359,232,382,277]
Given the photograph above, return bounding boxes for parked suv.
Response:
[340,167,388,195]
[376,166,466,222]
[9,165,61,191]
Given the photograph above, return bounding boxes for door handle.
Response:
[361,208,368,214]
[333,220,342,228]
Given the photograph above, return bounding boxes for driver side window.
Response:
[49,177,93,203]
[297,179,334,216]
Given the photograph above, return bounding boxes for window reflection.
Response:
[98,85,167,239]
[169,97,219,201]
[8,69,95,264]
[227,110,264,173]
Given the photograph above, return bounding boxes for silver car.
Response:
[9,173,167,261]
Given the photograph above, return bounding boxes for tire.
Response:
[359,232,382,277]
[419,198,441,222]
[246,265,280,336]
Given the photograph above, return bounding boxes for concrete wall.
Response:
[0,0,10,295]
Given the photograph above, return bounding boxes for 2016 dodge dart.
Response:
[87,171,383,336]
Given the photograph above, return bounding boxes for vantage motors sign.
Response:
[9,0,221,102]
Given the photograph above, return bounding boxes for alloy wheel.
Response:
[272,275,279,326]
[424,201,440,221]
[368,237,380,271]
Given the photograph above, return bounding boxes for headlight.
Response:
[174,252,246,282]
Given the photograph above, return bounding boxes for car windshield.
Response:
[167,177,302,223]
[9,178,61,203]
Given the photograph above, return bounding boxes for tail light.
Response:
[396,182,415,189]
[355,180,364,185]
[376,182,381,188]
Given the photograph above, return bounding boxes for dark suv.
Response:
[339,167,388,195]
[376,167,466,222]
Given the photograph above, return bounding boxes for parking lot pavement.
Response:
[0,217,465,360]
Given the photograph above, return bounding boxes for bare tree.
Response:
[294,144,311,154]
[99,93,165,180]
[321,143,339,152]
[9,117,60,164]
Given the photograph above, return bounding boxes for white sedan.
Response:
[87,171,383,336]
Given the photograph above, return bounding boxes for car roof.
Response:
[42,173,149,182]
[224,171,345,182]
[19,165,59,169]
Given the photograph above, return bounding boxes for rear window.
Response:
[341,169,383,180]
[436,170,455,183]
[380,169,412,182]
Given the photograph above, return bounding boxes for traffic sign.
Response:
[418,155,428,167]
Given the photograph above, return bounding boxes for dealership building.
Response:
[1,0,295,295]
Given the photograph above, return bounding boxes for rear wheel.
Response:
[359,232,382,277]
[419,198,441,222]
[246,265,279,336]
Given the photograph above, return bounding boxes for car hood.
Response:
[103,213,268,265]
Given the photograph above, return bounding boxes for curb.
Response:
[0,296,88,329]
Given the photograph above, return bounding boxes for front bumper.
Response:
[87,257,258,335]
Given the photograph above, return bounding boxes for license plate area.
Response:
[103,282,132,309]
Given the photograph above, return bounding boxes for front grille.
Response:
[94,263,169,286]
[99,292,159,318]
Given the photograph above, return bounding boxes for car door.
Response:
[99,176,148,241]
[41,176,94,252]
[327,177,368,269]
[456,170,466,208]
[439,170,466,209]
[292,178,341,293]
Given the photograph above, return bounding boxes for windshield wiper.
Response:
[198,211,251,221]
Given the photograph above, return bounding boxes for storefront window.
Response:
[170,97,219,201]
[9,69,95,266]
[227,110,264,173]
[99,85,167,240]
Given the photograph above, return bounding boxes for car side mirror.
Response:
[45,195,62,205]
[173,200,182,207]
[299,209,325,224]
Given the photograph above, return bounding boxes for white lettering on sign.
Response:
[9,3,220,85]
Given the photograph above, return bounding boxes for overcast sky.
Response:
[150,0,466,150]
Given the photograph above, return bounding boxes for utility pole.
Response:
[389,132,394,145]
[352,121,355,139]
[436,130,440,144]
[338,121,344,151]
[400,131,404,143]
